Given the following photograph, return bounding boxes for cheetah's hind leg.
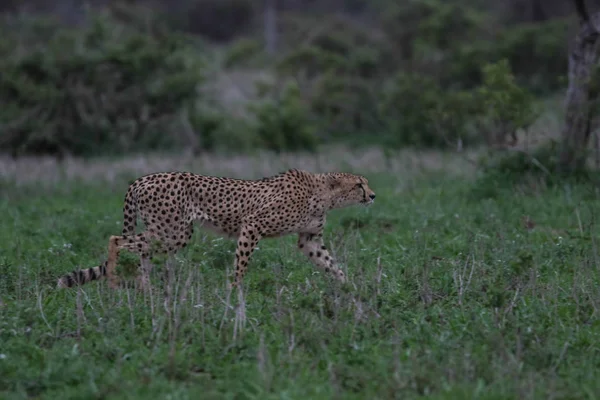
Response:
[106,234,153,289]
[57,230,185,291]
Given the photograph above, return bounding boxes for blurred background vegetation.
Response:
[0,0,594,163]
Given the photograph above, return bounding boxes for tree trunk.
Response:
[531,0,546,22]
[264,0,278,55]
[559,2,600,172]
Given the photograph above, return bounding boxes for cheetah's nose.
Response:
[369,194,376,200]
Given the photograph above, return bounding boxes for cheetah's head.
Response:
[325,173,376,209]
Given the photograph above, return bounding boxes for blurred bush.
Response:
[449,18,570,92]
[0,0,572,156]
[380,0,489,66]
[222,38,263,69]
[274,16,390,142]
[248,80,319,153]
[0,9,205,157]
[267,0,564,149]
[494,19,569,93]
[471,59,537,147]
[379,73,475,148]
[309,72,380,139]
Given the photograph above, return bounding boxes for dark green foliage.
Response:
[248,81,319,153]
[310,73,381,138]
[188,105,258,153]
[375,59,535,149]
[277,42,385,141]
[379,73,475,148]
[483,143,561,177]
[471,59,537,146]
[279,49,372,143]
[449,18,570,92]
[0,11,205,157]
[222,38,263,69]
[187,107,224,152]
[378,0,569,93]
[495,19,570,94]
[268,0,565,150]
[277,46,349,79]
[0,0,576,155]
[472,141,600,200]
[274,16,395,141]
[277,14,393,81]
[381,0,489,61]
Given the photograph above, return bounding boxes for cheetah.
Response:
[56,168,376,290]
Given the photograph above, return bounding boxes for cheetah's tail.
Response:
[56,261,107,288]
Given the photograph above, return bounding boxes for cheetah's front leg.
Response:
[231,224,262,288]
[297,232,346,283]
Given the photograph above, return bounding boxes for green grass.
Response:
[1,161,600,399]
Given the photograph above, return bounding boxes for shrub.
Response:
[276,14,392,81]
[495,19,570,94]
[188,103,257,153]
[471,59,537,148]
[446,18,570,92]
[469,141,598,200]
[187,107,225,153]
[378,72,475,148]
[381,0,488,56]
[376,0,568,94]
[380,0,490,79]
[274,16,394,141]
[0,11,205,157]
[480,141,560,178]
[222,38,263,69]
[309,72,381,138]
[248,80,319,153]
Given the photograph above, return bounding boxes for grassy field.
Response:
[1,149,599,399]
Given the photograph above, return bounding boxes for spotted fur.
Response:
[56,168,376,289]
